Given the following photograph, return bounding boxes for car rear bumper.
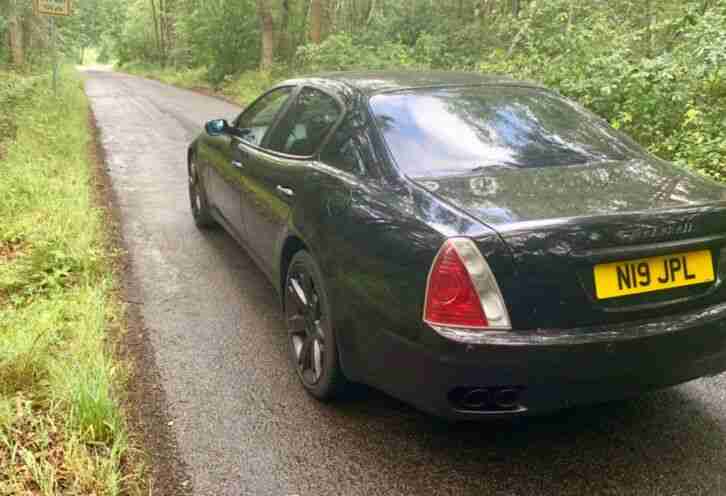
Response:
[366,302,726,420]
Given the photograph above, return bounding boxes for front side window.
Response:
[369,86,645,178]
[266,87,341,157]
[234,87,293,146]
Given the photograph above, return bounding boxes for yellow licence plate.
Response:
[593,250,715,300]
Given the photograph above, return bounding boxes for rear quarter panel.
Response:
[292,166,511,382]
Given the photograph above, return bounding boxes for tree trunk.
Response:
[159,0,167,65]
[256,0,275,70]
[353,0,358,33]
[277,0,290,61]
[163,0,177,64]
[645,0,653,57]
[322,0,333,38]
[150,0,162,62]
[8,10,23,66]
[310,0,323,43]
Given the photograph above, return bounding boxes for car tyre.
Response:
[188,156,215,228]
[284,250,348,400]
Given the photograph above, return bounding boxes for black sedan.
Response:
[187,71,726,419]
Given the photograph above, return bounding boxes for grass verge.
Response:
[0,68,144,495]
[0,71,45,160]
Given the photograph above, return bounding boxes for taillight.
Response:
[424,238,511,334]
[424,241,488,328]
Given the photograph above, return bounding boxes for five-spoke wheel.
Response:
[284,251,347,399]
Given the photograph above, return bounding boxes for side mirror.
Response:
[205,119,230,136]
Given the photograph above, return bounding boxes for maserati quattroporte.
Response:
[187,71,726,418]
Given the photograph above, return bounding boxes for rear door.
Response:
[237,86,343,275]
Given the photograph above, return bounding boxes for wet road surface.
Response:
[83,69,726,496]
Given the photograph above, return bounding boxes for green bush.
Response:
[475,0,726,181]
[295,32,417,72]
[114,0,725,183]
[0,72,44,149]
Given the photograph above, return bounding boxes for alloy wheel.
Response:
[285,265,326,386]
[188,160,202,215]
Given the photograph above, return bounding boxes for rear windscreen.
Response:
[369,86,644,178]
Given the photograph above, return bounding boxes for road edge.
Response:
[87,93,194,496]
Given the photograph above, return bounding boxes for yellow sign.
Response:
[593,249,715,300]
[34,0,72,17]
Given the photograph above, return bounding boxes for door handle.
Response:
[276,185,295,198]
[231,160,244,170]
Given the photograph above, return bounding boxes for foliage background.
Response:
[114,0,726,182]
[2,0,725,181]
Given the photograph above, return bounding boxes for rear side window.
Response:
[266,87,341,157]
[320,111,376,177]
[369,86,645,178]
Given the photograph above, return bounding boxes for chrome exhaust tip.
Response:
[450,386,524,412]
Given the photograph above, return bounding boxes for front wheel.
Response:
[188,157,215,228]
[284,250,348,400]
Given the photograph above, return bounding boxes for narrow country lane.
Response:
[83,69,726,496]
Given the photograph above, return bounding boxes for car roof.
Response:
[278,70,544,97]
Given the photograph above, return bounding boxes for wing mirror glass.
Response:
[205,119,229,136]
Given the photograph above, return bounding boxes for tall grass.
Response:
[0,68,142,495]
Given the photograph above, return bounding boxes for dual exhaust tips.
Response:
[450,387,523,413]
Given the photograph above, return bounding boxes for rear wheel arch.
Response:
[284,249,350,399]
[279,235,355,375]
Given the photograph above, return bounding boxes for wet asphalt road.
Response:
[83,69,726,496]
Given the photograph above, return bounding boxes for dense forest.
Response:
[2,0,725,181]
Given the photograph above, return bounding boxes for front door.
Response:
[208,85,295,241]
[204,132,245,238]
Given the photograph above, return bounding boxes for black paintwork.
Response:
[189,70,726,418]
